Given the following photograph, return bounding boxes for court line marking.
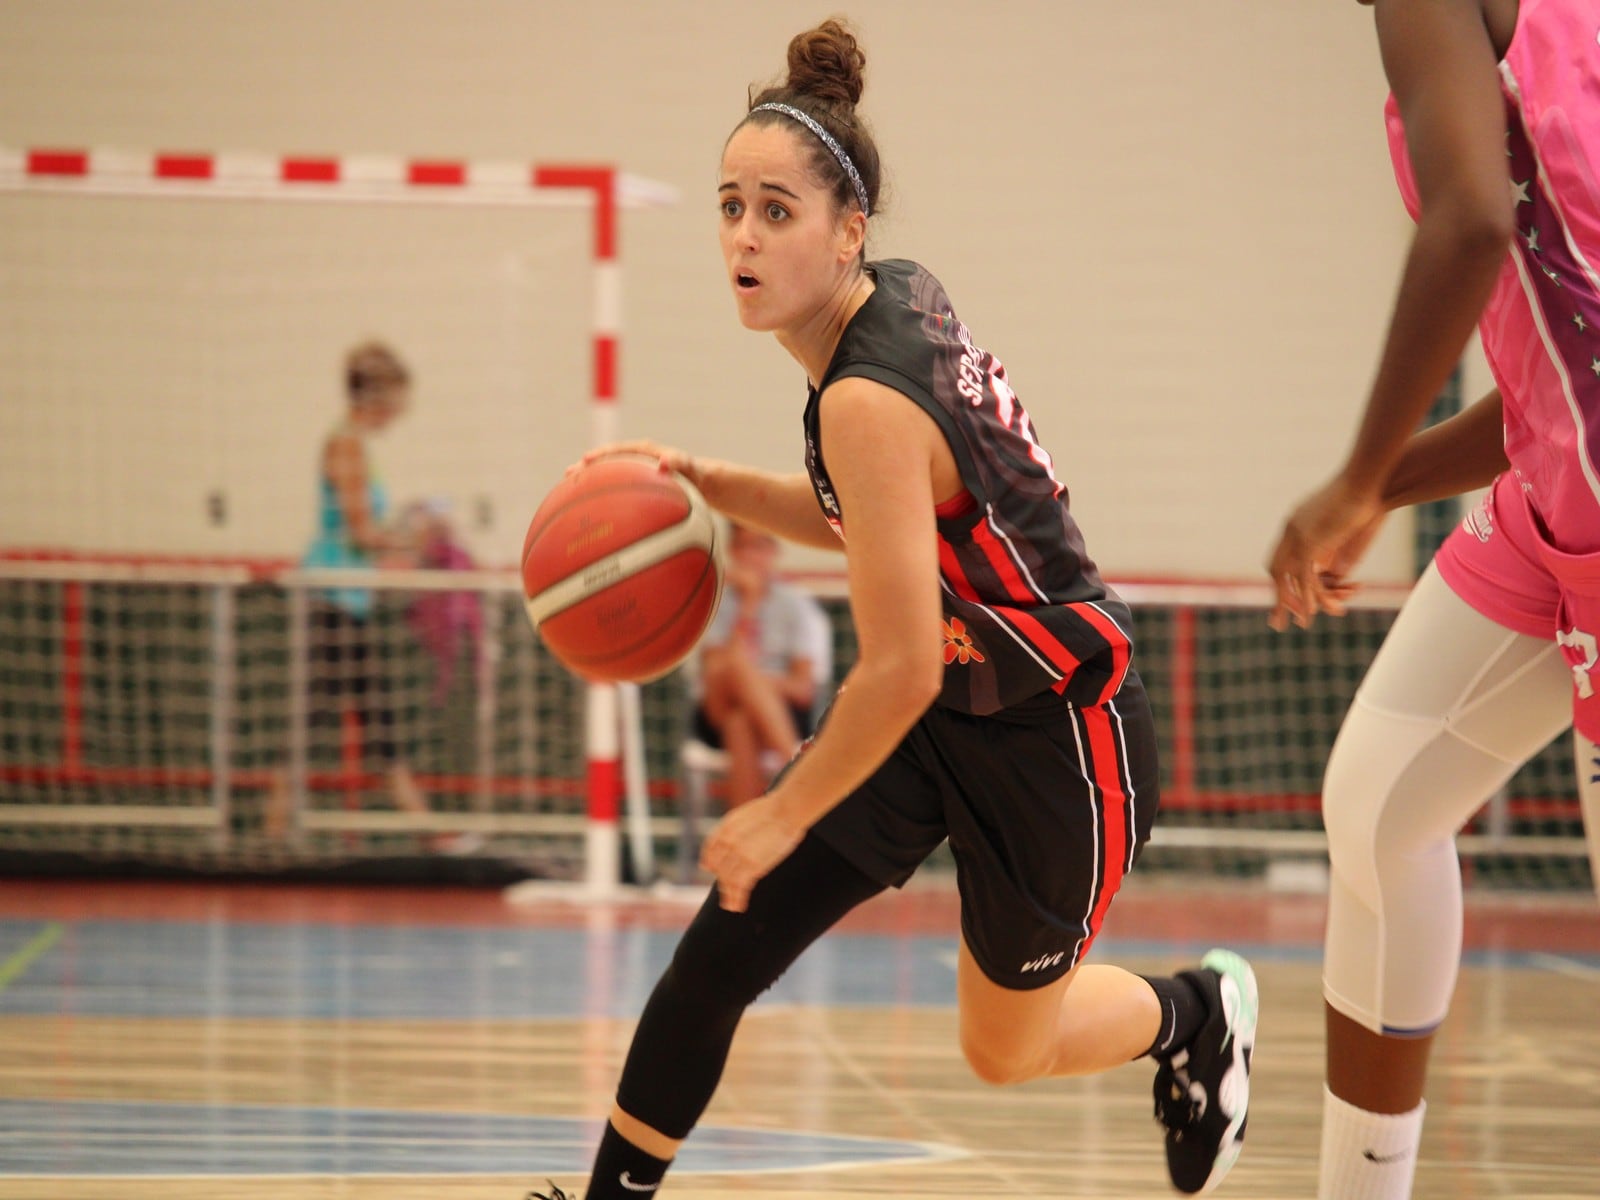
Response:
[0,922,62,993]
[795,1007,979,1178]
[1528,951,1600,982]
[0,1098,966,1179]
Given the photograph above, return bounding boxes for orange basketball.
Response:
[521,455,723,683]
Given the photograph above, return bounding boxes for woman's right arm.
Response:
[1336,0,1514,501]
[1267,0,1513,627]
[1380,387,1506,509]
[326,433,405,555]
[580,442,841,550]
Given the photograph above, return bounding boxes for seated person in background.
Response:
[691,522,831,807]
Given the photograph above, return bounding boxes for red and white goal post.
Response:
[0,144,676,896]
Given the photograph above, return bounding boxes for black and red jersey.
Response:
[803,258,1133,715]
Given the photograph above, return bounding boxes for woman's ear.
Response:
[838,209,867,264]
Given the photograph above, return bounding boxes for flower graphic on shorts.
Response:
[942,617,985,665]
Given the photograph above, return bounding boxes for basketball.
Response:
[521,455,723,683]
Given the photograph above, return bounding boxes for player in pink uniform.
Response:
[1268,2,1600,1197]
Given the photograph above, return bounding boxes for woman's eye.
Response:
[720,199,742,218]
[766,203,788,221]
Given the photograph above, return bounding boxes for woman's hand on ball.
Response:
[574,441,702,489]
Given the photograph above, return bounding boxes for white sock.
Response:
[1318,1085,1425,1200]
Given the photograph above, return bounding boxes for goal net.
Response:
[0,561,1590,892]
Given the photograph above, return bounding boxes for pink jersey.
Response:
[1386,0,1600,551]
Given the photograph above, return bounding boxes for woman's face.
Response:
[718,121,862,332]
[355,384,408,430]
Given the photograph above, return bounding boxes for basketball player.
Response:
[531,20,1257,1200]
[1266,2,1600,1197]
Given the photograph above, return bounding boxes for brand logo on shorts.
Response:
[1020,951,1066,973]
[1462,495,1494,543]
[1557,626,1599,699]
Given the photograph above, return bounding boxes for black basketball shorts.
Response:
[808,670,1160,990]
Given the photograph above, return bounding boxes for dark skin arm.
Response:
[1267,0,1514,629]
[1381,386,1506,509]
[1305,388,1507,588]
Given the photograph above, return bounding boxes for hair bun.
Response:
[785,19,865,108]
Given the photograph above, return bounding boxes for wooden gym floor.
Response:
[0,876,1596,1199]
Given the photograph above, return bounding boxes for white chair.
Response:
[677,736,732,884]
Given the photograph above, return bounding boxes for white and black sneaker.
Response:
[1152,948,1259,1194]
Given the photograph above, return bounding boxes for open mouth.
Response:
[734,270,761,291]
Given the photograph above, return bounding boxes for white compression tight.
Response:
[1321,563,1572,1035]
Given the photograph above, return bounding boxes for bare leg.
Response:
[386,763,470,852]
[719,710,764,807]
[719,648,800,755]
[955,936,1160,1084]
[264,769,292,839]
[387,763,429,816]
[1326,1006,1432,1113]
[699,645,801,806]
[609,1105,683,1160]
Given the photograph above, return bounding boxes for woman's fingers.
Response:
[716,874,751,914]
[567,442,695,483]
[699,830,752,914]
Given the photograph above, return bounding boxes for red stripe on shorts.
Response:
[1077,703,1131,959]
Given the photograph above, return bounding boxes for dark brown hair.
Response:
[741,18,882,219]
[345,340,409,402]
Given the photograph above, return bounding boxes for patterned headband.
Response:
[750,101,871,217]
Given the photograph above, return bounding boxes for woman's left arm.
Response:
[699,376,947,911]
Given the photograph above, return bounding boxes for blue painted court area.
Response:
[2,900,1595,1184]
[0,1100,961,1176]
[0,918,962,1019]
[1,918,1592,1023]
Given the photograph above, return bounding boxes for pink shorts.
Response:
[1435,472,1600,738]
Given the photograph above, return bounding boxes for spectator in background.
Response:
[400,498,483,709]
[267,340,432,839]
[691,522,831,807]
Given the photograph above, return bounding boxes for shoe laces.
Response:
[527,1184,575,1200]
[1154,1059,1206,1137]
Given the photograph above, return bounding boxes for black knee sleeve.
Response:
[613,831,883,1139]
